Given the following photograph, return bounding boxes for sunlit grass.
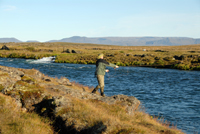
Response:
[0,93,54,134]
[0,64,185,133]
[55,97,183,134]
[1,42,200,70]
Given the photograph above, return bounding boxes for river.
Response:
[0,57,199,134]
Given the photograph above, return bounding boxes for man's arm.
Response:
[101,59,119,68]
[106,63,118,68]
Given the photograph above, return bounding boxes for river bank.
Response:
[0,65,184,134]
[0,42,200,71]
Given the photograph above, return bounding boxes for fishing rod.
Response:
[107,67,130,79]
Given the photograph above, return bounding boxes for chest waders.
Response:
[92,75,105,97]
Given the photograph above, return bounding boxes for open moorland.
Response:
[0,42,200,70]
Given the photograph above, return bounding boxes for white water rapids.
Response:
[30,56,56,63]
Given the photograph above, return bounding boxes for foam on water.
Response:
[30,56,56,63]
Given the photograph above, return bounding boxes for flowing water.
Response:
[0,57,199,134]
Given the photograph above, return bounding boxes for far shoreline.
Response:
[1,57,199,72]
[0,42,200,71]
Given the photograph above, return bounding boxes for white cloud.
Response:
[104,13,200,38]
[3,5,17,11]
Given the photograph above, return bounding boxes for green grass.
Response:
[1,42,200,71]
[0,84,4,92]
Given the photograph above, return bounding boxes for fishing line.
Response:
[107,66,131,79]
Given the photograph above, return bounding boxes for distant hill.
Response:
[0,38,22,43]
[1,36,200,46]
[26,40,40,42]
[48,36,200,46]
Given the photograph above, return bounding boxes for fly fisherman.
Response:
[92,53,119,97]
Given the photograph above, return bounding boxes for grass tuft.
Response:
[0,93,54,134]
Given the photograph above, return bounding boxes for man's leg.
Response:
[98,75,105,96]
[100,86,105,97]
[92,75,105,96]
[92,75,103,93]
[92,85,100,93]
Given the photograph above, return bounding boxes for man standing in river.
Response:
[92,53,119,97]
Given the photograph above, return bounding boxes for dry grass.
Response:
[0,93,54,134]
[1,42,200,70]
[1,42,200,57]
[25,72,183,133]
[0,58,185,133]
[70,81,95,92]
[56,97,184,134]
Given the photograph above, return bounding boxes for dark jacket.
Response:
[95,59,116,75]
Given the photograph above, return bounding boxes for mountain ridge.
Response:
[1,36,200,46]
[0,38,22,43]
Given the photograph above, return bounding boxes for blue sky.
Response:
[0,0,200,42]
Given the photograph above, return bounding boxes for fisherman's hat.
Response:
[98,53,104,59]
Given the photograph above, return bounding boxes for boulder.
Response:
[72,49,81,54]
[126,54,133,56]
[57,77,72,86]
[163,56,175,61]
[0,45,10,50]
[134,54,142,57]
[174,55,187,60]
[106,53,114,57]
[180,55,187,60]
[146,54,155,57]
[154,57,161,60]
[174,55,181,60]
[62,49,71,53]
[155,50,168,52]
[99,95,140,115]
[0,66,24,89]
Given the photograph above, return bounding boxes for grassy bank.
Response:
[0,42,200,70]
[0,66,184,134]
[0,93,54,134]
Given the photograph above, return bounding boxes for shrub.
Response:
[116,62,125,66]
[173,64,190,70]
[125,62,130,66]
[26,47,35,52]
[192,66,200,70]
[197,57,200,62]
[8,53,19,58]
[0,84,4,92]
[27,54,36,59]
[154,60,165,65]
[73,60,77,64]
[133,61,141,65]
[20,53,26,58]
[88,60,95,64]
